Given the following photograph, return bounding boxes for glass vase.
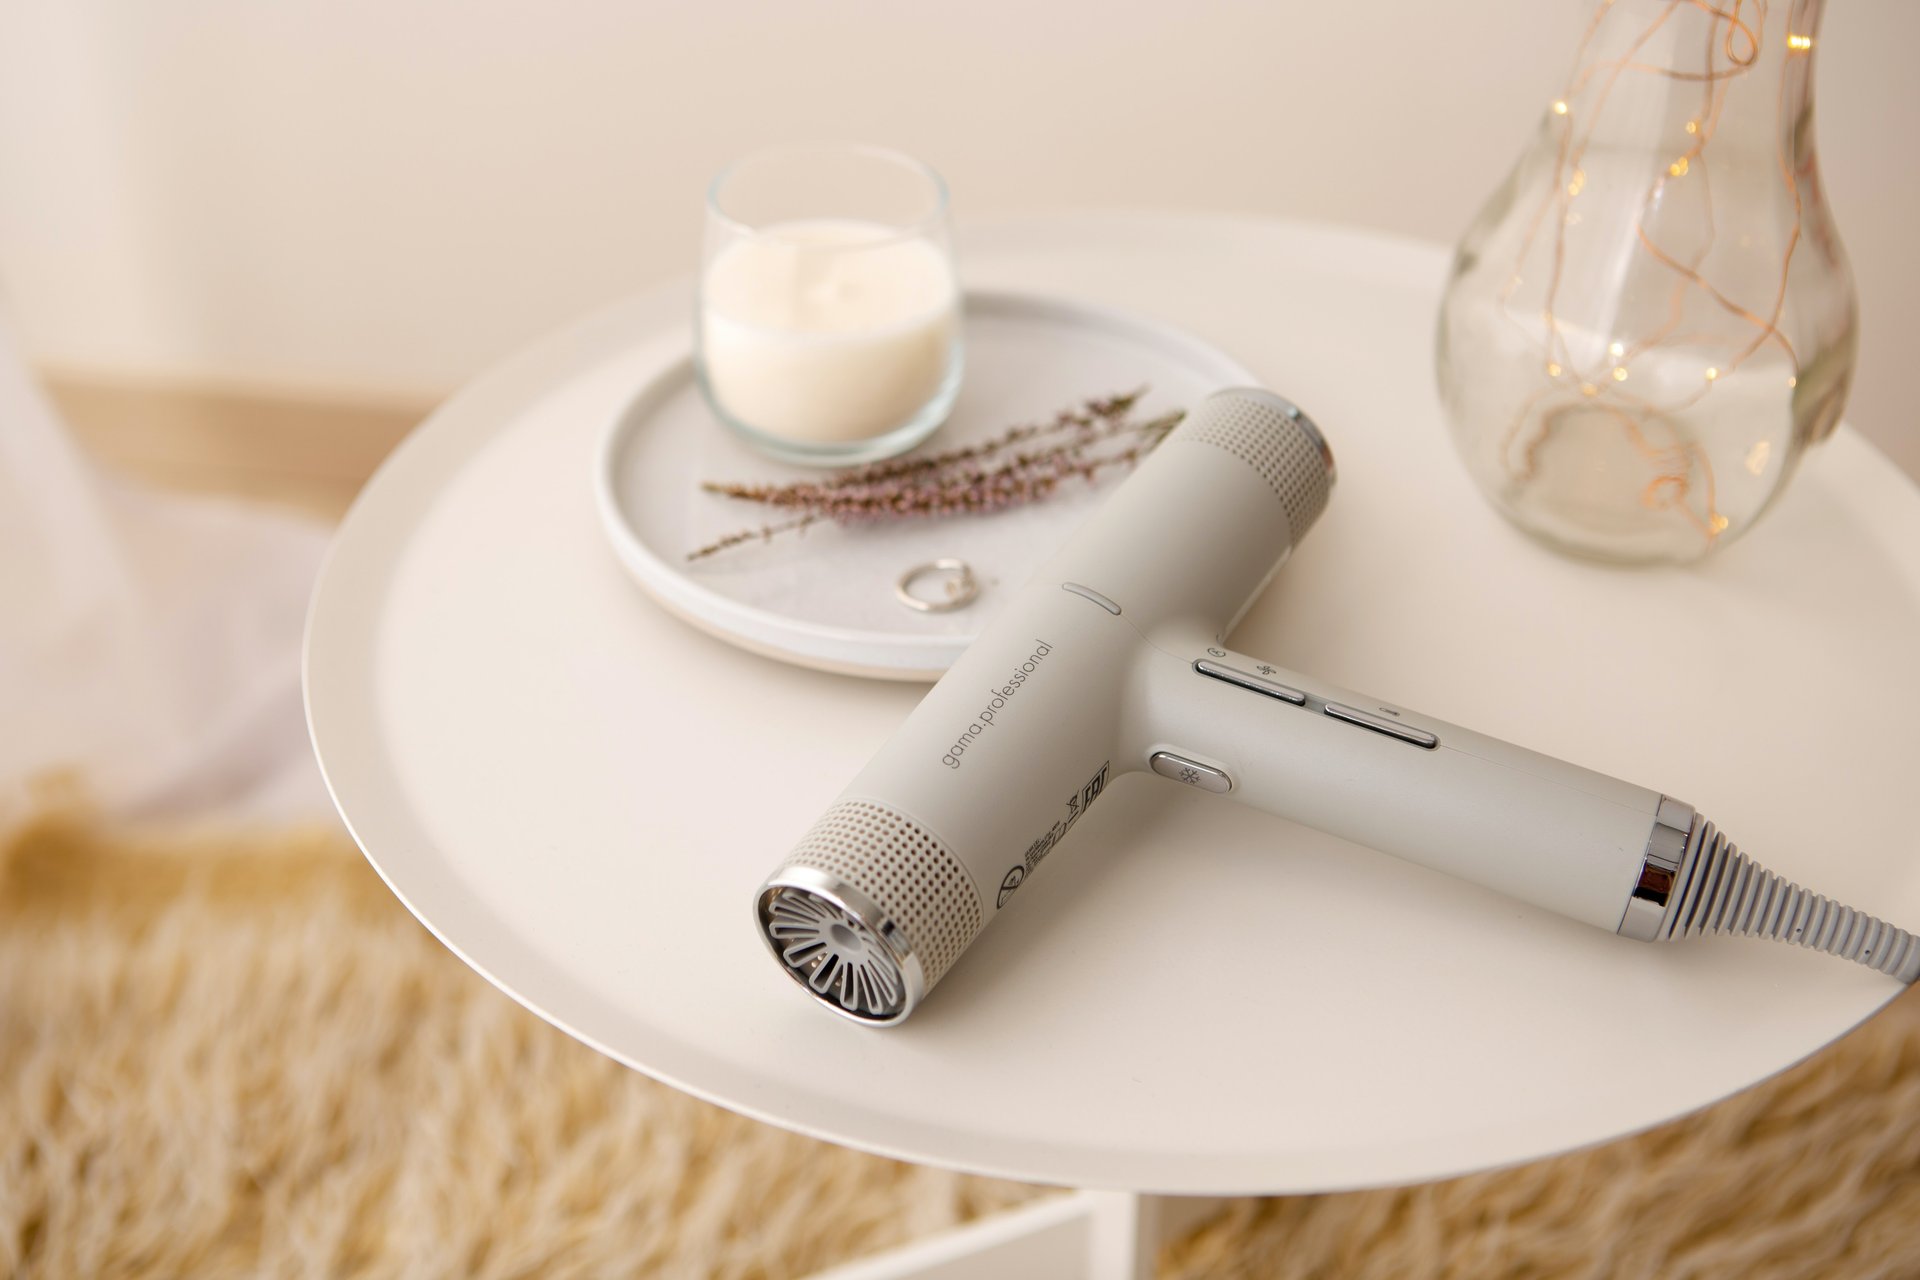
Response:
[1436,0,1855,564]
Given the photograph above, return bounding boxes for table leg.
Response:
[804,1191,1229,1280]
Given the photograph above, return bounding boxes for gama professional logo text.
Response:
[940,640,1052,770]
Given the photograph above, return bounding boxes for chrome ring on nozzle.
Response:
[756,867,928,1025]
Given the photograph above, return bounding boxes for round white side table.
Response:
[305,214,1920,1279]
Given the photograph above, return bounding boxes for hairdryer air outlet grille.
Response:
[759,889,908,1021]
[759,801,984,1022]
[1176,393,1334,540]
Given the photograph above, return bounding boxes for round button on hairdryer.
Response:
[755,389,1920,1025]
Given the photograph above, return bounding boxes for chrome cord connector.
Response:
[1622,798,1920,983]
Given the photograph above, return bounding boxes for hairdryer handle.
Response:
[1132,641,1662,931]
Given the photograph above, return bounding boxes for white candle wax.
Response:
[699,219,958,444]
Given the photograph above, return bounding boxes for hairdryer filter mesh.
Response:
[1176,398,1333,539]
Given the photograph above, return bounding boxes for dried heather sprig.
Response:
[689,389,1180,561]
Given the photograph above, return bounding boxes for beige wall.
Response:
[1,1,1914,478]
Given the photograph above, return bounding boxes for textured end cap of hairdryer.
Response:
[1173,389,1335,544]
[764,801,985,1019]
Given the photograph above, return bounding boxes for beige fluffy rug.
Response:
[4,813,1918,1279]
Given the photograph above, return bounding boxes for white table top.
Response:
[306,213,1920,1194]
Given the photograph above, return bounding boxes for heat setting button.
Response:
[1149,751,1233,794]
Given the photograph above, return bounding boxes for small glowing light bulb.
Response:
[1709,513,1730,535]
[1669,157,1690,178]
[1546,362,1563,378]
[1787,33,1813,50]
[1567,169,1586,197]
[1685,120,1700,135]
[1704,366,1720,381]
[1608,341,1625,357]
[1787,375,1799,388]
[1580,382,1599,397]
[1612,366,1629,382]
[1552,100,1570,115]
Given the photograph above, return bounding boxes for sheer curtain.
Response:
[0,310,336,830]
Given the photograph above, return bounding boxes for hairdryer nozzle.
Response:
[757,873,918,1024]
[756,801,984,1025]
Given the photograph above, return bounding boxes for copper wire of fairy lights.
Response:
[1493,0,1813,545]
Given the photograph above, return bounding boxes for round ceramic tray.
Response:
[595,289,1255,680]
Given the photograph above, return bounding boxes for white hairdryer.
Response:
[755,389,1920,1024]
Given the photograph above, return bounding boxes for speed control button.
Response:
[1194,659,1308,706]
[1149,752,1233,794]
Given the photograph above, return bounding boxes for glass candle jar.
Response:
[1436,0,1855,564]
[697,144,963,466]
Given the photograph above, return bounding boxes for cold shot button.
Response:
[1149,751,1233,794]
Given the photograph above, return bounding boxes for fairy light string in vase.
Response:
[1438,0,1854,564]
